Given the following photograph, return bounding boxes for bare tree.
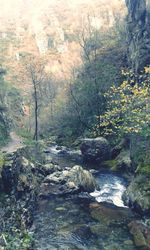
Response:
[42,76,57,121]
[25,56,46,141]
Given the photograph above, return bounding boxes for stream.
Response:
[32,146,138,250]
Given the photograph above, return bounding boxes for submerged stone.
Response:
[128,220,150,249]
[89,202,132,225]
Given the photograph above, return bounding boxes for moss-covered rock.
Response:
[39,165,98,197]
[128,220,150,249]
[124,175,150,214]
[80,137,110,163]
[103,149,132,173]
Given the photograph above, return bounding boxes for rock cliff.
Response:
[126,0,150,72]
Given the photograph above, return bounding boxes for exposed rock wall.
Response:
[126,0,150,72]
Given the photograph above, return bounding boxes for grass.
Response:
[17,128,36,146]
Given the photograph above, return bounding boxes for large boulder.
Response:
[80,137,110,163]
[124,175,150,214]
[39,165,98,197]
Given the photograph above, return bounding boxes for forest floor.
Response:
[1,131,23,153]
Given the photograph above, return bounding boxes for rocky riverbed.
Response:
[0,137,150,249]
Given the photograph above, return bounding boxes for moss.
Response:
[136,160,150,175]
[0,153,4,167]
[102,160,118,171]
[0,152,5,175]
[4,229,33,250]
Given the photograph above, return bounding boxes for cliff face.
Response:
[126,0,150,72]
[0,0,126,83]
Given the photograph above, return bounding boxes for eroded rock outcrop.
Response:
[1,153,38,196]
[126,0,150,72]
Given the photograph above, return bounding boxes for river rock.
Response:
[40,163,61,175]
[128,220,150,249]
[124,175,150,214]
[89,202,133,226]
[80,137,110,163]
[72,225,93,241]
[39,165,98,197]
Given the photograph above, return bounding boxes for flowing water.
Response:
[32,146,138,250]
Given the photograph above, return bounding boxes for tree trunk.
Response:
[33,81,38,141]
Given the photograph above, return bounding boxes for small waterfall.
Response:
[90,173,127,207]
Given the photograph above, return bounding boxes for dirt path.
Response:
[1,131,23,153]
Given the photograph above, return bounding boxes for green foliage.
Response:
[94,67,150,139]
[137,161,150,175]
[0,65,24,148]
[17,128,34,146]
[102,160,118,171]
[55,45,125,144]
[2,229,33,250]
[0,152,5,169]
[0,152,5,181]
[130,136,150,175]
[0,68,9,146]
[0,121,9,147]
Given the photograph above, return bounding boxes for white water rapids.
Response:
[90,173,127,207]
[47,145,127,208]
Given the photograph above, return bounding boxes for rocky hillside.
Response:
[126,0,150,72]
[0,0,126,84]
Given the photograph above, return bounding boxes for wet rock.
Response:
[41,163,61,175]
[89,202,132,225]
[123,240,133,246]
[124,175,150,214]
[80,137,110,163]
[58,147,68,156]
[128,220,150,249]
[72,225,93,241]
[39,165,98,197]
[104,244,123,250]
